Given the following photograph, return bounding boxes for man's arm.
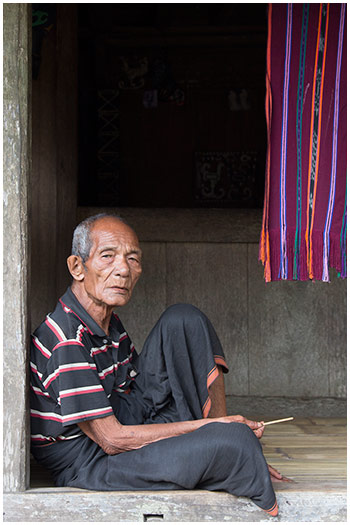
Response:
[78,414,264,455]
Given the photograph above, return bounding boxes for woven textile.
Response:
[260,4,347,282]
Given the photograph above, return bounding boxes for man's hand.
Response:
[216,415,265,439]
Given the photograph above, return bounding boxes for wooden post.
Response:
[3,3,32,492]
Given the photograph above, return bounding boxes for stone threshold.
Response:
[3,488,347,522]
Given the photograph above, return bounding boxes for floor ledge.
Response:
[3,489,347,522]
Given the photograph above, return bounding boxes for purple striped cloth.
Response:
[260,3,347,282]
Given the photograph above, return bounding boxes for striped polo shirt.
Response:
[30,287,139,446]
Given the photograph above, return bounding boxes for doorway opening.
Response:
[77,4,268,209]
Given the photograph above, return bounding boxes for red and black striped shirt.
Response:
[30,287,138,446]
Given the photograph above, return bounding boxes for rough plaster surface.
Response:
[3,3,31,492]
[226,395,346,418]
[248,245,346,398]
[3,490,347,522]
[77,207,263,243]
[113,235,346,401]
[166,242,250,394]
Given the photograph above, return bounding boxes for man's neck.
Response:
[70,282,114,335]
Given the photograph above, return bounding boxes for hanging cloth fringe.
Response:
[259,3,347,282]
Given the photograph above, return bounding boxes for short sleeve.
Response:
[42,340,114,426]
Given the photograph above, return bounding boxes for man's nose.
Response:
[113,256,130,276]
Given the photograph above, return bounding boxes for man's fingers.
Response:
[253,428,264,439]
[221,416,265,438]
[245,420,264,439]
[246,419,264,429]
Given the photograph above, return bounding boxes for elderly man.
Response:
[30,213,283,516]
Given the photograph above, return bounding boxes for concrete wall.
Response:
[3,3,31,492]
[78,208,347,417]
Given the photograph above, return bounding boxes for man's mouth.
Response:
[110,286,128,293]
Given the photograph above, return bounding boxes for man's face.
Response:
[81,217,142,308]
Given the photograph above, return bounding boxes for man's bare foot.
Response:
[268,464,294,482]
[263,500,279,517]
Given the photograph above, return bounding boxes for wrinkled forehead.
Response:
[90,217,140,250]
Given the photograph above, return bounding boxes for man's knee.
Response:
[191,422,261,462]
[156,303,223,359]
[160,303,206,326]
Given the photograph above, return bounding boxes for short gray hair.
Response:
[71,213,128,262]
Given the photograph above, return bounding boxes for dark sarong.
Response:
[32,304,276,512]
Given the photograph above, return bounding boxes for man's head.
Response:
[67,214,142,309]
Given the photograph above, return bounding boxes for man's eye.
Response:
[102,254,113,259]
[128,257,138,262]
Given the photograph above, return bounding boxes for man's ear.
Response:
[67,255,85,281]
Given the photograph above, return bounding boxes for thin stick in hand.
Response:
[263,417,294,426]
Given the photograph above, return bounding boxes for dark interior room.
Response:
[77,3,268,208]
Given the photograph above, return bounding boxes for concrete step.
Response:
[3,487,347,522]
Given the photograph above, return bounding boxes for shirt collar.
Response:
[60,287,118,338]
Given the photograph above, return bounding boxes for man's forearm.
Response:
[78,414,264,455]
[78,415,212,455]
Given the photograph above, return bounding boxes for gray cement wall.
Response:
[3,3,31,492]
[78,208,347,415]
